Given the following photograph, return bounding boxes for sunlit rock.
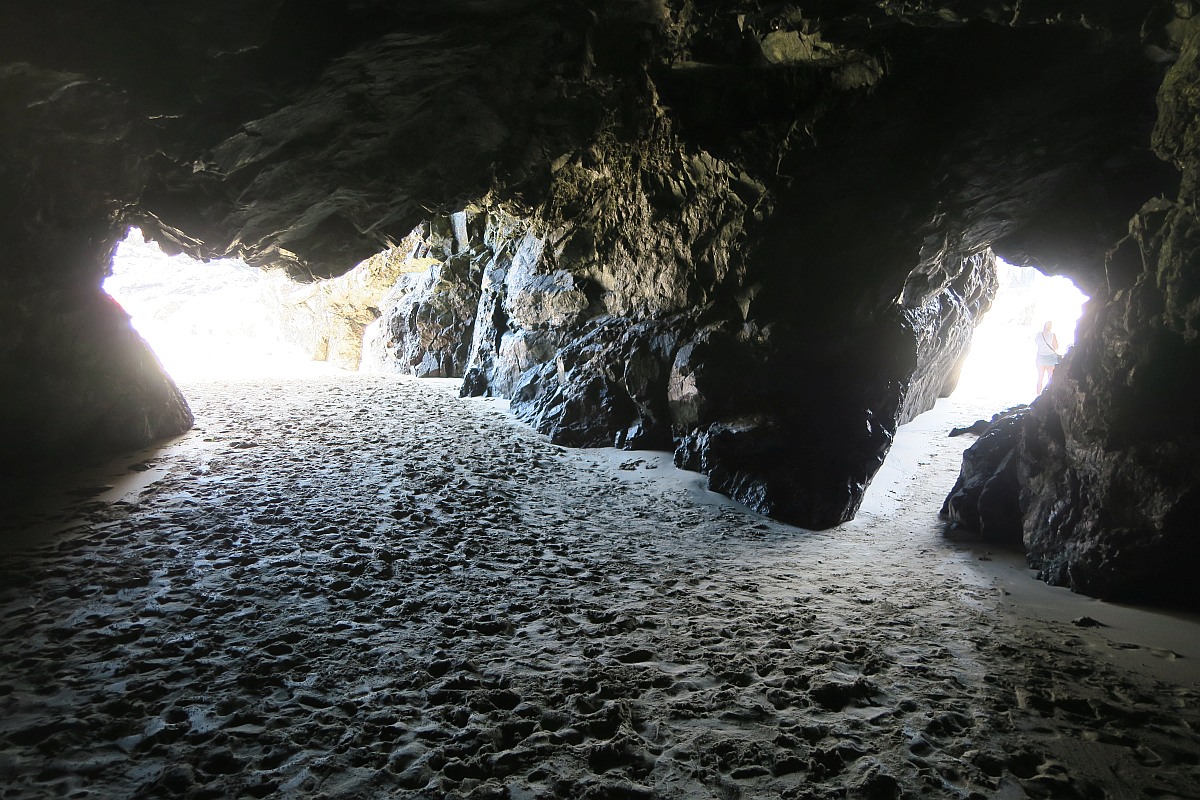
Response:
[361,217,484,377]
[270,241,431,371]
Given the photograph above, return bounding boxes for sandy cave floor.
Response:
[1,375,1198,800]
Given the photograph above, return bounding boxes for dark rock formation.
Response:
[941,14,1200,606]
[668,316,915,528]
[901,252,1000,423]
[0,285,193,468]
[0,64,193,469]
[941,407,1029,547]
[1,0,1196,570]
[510,315,682,451]
[1021,24,1200,604]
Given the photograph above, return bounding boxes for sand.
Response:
[1,374,1198,799]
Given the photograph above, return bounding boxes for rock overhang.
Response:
[6,2,1172,285]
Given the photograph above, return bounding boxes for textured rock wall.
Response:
[459,120,757,451]
[941,406,1029,547]
[270,227,439,371]
[942,13,1200,605]
[1020,16,1200,605]
[900,251,1000,423]
[363,214,485,378]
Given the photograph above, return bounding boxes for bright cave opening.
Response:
[102,229,347,382]
[952,259,1090,408]
[861,261,1090,525]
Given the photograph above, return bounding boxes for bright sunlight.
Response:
[102,230,335,382]
[953,259,1089,408]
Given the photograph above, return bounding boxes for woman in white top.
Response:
[1035,320,1060,394]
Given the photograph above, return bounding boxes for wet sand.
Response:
[1,374,1198,799]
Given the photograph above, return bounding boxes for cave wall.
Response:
[365,3,1163,528]
[361,214,486,377]
[268,227,444,371]
[0,2,1190,547]
[0,64,192,469]
[941,12,1200,607]
[1020,16,1200,605]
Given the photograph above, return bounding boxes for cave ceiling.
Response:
[0,1,1177,291]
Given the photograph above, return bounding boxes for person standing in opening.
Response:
[1035,320,1060,394]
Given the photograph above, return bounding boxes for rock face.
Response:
[942,16,1200,606]
[268,237,428,371]
[941,407,1029,548]
[1,2,1197,577]
[0,284,193,468]
[362,214,486,378]
[0,63,194,469]
[1022,19,1200,605]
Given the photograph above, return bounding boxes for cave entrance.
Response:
[952,259,1089,407]
[103,229,337,382]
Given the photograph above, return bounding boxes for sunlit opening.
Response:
[103,229,339,382]
[952,259,1089,408]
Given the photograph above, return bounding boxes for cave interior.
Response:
[2,2,1199,604]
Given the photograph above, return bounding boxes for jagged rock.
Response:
[941,406,1029,547]
[271,232,433,370]
[460,213,585,398]
[364,255,482,378]
[509,319,643,449]
[509,314,698,451]
[670,317,915,529]
[949,419,994,437]
[899,251,1000,422]
[1015,18,1200,606]
[665,323,755,433]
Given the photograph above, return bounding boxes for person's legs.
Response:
[1036,365,1048,394]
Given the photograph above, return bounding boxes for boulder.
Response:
[941,407,1029,547]
[509,314,698,451]
[0,286,193,469]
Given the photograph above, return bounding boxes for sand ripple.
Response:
[1,375,1197,799]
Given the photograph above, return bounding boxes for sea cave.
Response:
[2,2,1199,798]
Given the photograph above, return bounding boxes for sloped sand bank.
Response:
[1,375,1197,799]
